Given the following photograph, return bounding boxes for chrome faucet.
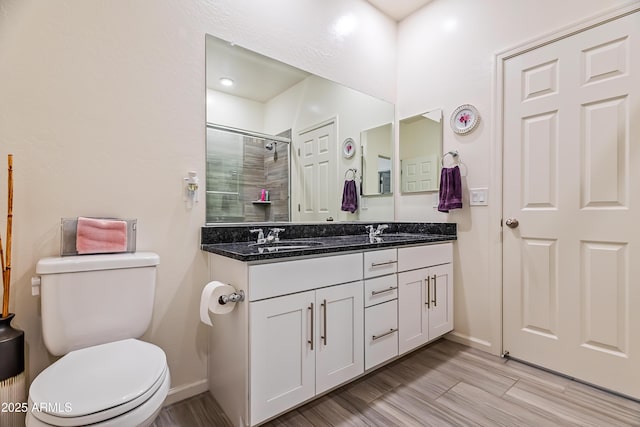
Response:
[366,224,388,243]
[266,228,285,243]
[249,228,266,244]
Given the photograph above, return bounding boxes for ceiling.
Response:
[206,1,436,102]
[365,0,434,21]
[206,36,310,103]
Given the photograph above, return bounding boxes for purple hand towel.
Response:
[438,166,463,213]
[341,179,358,213]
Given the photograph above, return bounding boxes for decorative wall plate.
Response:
[342,138,356,158]
[450,104,480,135]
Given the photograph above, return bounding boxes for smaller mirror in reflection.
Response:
[399,109,443,193]
[360,123,393,196]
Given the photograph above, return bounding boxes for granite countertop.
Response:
[201,222,457,262]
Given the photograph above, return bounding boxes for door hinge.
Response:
[500,218,503,227]
[297,148,300,156]
[298,203,300,212]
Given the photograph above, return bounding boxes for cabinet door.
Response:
[428,263,454,339]
[315,281,364,394]
[250,291,315,425]
[398,268,429,354]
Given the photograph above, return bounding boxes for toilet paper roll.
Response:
[200,281,236,326]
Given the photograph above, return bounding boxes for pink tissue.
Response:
[76,217,128,254]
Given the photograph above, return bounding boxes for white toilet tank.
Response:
[35,252,160,356]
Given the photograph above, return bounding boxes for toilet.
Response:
[26,252,170,427]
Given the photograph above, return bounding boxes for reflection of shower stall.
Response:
[206,124,291,223]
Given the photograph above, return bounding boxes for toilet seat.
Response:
[28,339,168,426]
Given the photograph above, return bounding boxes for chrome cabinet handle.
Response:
[432,274,437,307]
[321,299,327,346]
[308,303,314,350]
[370,260,397,267]
[372,328,398,341]
[371,286,397,296]
[425,275,430,307]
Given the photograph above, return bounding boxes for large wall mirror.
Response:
[205,34,395,224]
[399,109,443,193]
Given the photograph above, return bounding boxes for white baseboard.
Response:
[446,331,495,354]
[163,379,209,407]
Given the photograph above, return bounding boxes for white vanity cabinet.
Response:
[207,240,454,427]
[397,243,454,354]
[250,280,363,425]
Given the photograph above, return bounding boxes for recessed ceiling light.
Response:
[219,77,234,87]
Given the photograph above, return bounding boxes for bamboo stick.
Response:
[0,233,5,315]
[2,154,13,318]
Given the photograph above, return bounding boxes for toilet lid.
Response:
[30,339,167,423]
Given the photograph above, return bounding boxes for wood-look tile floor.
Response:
[153,339,640,426]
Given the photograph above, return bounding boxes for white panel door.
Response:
[315,281,364,394]
[401,154,438,192]
[503,11,640,398]
[250,291,315,425]
[297,121,337,221]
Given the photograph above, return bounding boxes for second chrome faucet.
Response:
[365,224,388,243]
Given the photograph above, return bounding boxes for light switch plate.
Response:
[469,188,488,206]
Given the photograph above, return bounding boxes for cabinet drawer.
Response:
[364,274,398,308]
[398,243,452,272]
[249,253,363,301]
[364,249,398,278]
[364,300,398,370]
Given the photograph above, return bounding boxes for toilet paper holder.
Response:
[218,290,245,305]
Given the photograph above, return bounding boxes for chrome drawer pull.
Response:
[372,328,398,341]
[425,275,430,307]
[308,303,314,350]
[370,260,397,267]
[371,286,397,296]
[432,274,437,307]
[321,299,327,346]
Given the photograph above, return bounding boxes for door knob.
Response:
[505,218,519,228]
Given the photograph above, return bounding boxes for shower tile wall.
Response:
[242,139,266,222]
[243,134,290,222]
[206,127,290,223]
[266,130,290,222]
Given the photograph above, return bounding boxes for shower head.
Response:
[265,141,274,151]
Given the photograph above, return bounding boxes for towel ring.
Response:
[441,150,459,167]
[345,168,357,180]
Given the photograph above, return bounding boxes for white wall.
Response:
[0,0,396,402]
[206,89,265,131]
[396,0,633,353]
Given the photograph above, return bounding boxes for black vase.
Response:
[0,313,24,382]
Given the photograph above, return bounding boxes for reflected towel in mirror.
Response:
[341,180,358,213]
